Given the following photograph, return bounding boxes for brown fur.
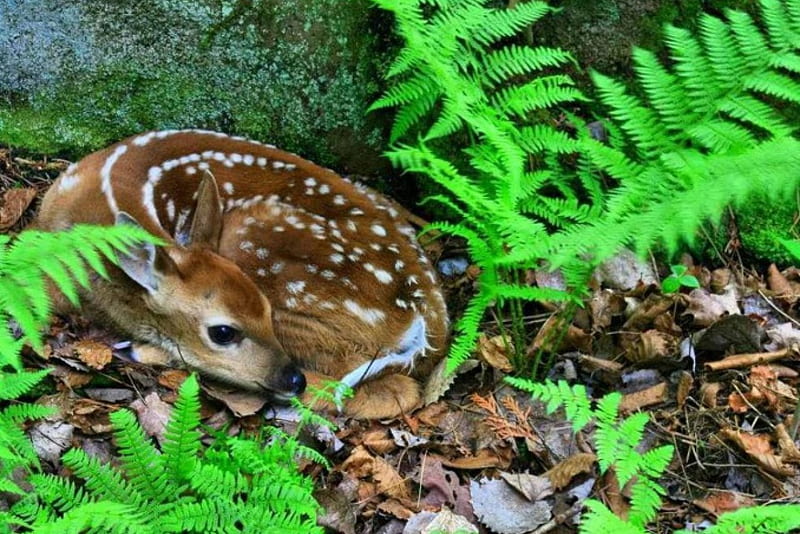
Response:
[34,130,448,418]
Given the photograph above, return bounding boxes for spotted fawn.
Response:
[35,130,448,418]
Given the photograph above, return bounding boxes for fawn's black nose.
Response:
[283,366,306,396]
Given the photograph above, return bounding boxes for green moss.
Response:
[736,193,800,266]
[0,0,391,170]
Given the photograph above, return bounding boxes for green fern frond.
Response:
[0,225,161,352]
[162,374,201,483]
[685,503,800,534]
[61,448,143,506]
[0,369,51,400]
[109,409,171,503]
[579,500,645,534]
[31,502,150,534]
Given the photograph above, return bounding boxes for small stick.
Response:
[704,347,793,372]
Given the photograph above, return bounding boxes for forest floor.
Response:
[4,149,800,534]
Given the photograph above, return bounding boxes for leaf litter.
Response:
[8,150,800,532]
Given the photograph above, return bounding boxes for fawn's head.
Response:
[116,171,305,399]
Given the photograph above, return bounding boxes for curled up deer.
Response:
[35,130,448,419]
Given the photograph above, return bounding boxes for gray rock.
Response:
[0,0,390,171]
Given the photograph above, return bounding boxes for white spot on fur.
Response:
[198,162,210,171]
[186,166,197,175]
[318,184,330,194]
[330,253,344,264]
[223,182,234,194]
[166,199,176,221]
[321,270,335,280]
[343,299,386,325]
[304,177,317,187]
[273,226,285,232]
[319,301,336,310]
[396,299,409,309]
[407,275,419,285]
[395,260,405,271]
[256,248,269,259]
[333,194,346,205]
[272,161,285,169]
[374,269,393,284]
[243,154,255,166]
[305,188,314,195]
[286,281,306,294]
[240,241,254,252]
[371,224,387,236]
[58,173,79,192]
[230,153,243,163]
[303,294,318,305]
[257,157,268,166]
[346,220,357,232]
[370,243,382,251]
[270,261,285,274]
[285,297,298,309]
[350,208,365,216]
[331,243,345,253]
[257,268,267,277]
[101,144,128,215]
[306,264,318,274]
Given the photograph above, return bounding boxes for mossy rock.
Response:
[535,0,758,84]
[736,192,800,267]
[0,0,393,173]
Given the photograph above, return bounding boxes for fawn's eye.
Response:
[207,325,242,346]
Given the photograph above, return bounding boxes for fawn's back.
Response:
[36,129,448,418]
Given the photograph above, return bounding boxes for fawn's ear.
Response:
[184,170,223,251]
[115,212,177,293]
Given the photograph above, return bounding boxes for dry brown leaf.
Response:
[750,452,796,477]
[130,392,172,445]
[710,269,731,294]
[50,366,93,389]
[433,447,513,470]
[653,312,682,336]
[599,469,627,519]
[157,369,190,390]
[699,382,722,408]
[0,187,37,230]
[202,385,268,417]
[377,498,415,520]
[676,371,693,409]
[622,294,675,330]
[682,289,729,327]
[692,491,755,515]
[720,428,773,456]
[421,509,478,534]
[619,382,668,413]
[727,392,750,413]
[478,335,513,372]
[341,445,411,501]
[363,429,397,455]
[73,340,113,370]
[543,452,596,490]
[589,289,624,331]
[499,471,553,501]
[621,329,678,364]
[775,424,800,463]
[767,264,797,303]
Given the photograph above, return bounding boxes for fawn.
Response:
[35,129,448,419]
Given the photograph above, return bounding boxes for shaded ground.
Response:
[3,149,800,533]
